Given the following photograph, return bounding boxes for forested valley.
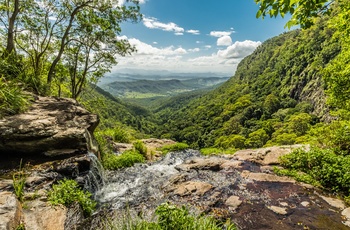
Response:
[2,0,350,228]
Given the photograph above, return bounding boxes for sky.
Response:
[113,0,291,77]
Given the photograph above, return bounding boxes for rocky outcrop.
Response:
[0,96,99,157]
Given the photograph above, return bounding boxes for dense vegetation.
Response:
[152,13,341,149]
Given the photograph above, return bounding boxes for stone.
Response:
[0,191,22,230]
[232,145,309,165]
[268,205,288,215]
[342,208,350,227]
[301,201,310,207]
[319,195,346,210]
[176,157,227,171]
[23,200,66,230]
[173,181,213,196]
[225,196,242,210]
[0,96,99,157]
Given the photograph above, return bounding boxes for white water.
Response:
[94,150,201,209]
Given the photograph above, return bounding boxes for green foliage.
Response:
[102,150,145,170]
[47,179,96,217]
[133,141,148,158]
[200,147,237,155]
[254,0,331,29]
[15,223,26,230]
[159,143,189,154]
[153,14,338,149]
[0,78,31,117]
[278,147,350,196]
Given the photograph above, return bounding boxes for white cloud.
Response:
[210,30,234,37]
[187,29,200,35]
[218,40,261,59]
[175,32,184,36]
[189,48,200,52]
[153,41,158,44]
[143,17,184,34]
[217,35,232,46]
[112,37,260,75]
[196,41,202,44]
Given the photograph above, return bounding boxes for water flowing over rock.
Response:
[96,146,350,230]
[0,96,99,157]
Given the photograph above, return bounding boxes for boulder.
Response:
[0,96,99,157]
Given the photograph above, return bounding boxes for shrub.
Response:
[47,179,96,217]
[159,143,189,154]
[277,147,350,197]
[102,150,145,170]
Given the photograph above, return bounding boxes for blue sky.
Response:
[114,0,291,76]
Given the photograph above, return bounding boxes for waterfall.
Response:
[84,152,106,195]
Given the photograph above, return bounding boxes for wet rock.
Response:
[225,196,242,210]
[0,96,99,157]
[0,191,22,230]
[173,181,214,197]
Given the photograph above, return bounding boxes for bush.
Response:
[278,147,350,197]
[102,150,145,170]
[47,179,96,217]
[159,143,189,154]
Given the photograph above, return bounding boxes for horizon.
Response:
[111,0,292,76]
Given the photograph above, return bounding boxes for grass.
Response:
[200,147,237,155]
[102,150,145,170]
[105,203,237,230]
[12,160,26,203]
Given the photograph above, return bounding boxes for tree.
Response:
[254,0,334,28]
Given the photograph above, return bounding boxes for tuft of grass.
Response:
[159,143,189,154]
[0,78,31,117]
[12,160,26,203]
[47,179,96,217]
[102,150,145,170]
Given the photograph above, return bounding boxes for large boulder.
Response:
[0,96,99,157]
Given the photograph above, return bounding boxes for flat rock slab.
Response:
[0,96,99,158]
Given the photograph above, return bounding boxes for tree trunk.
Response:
[4,0,20,55]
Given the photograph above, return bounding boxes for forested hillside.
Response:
[152,14,341,149]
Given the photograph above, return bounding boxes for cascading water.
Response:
[94,149,201,209]
[84,152,106,195]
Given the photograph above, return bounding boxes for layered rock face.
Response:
[0,96,99,157]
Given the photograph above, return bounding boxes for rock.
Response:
[301,201,310,207]
[176,157,227,171]
[0,191,22,230]
[267,205,288,215]
[232,145,309,165]
[342,208,350,227]
[319,195,346,210]
[225,196,242,210]
[0,96,99,157]
[172,181,213,197]
[22,200,66,230]
[241,171,295,183]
